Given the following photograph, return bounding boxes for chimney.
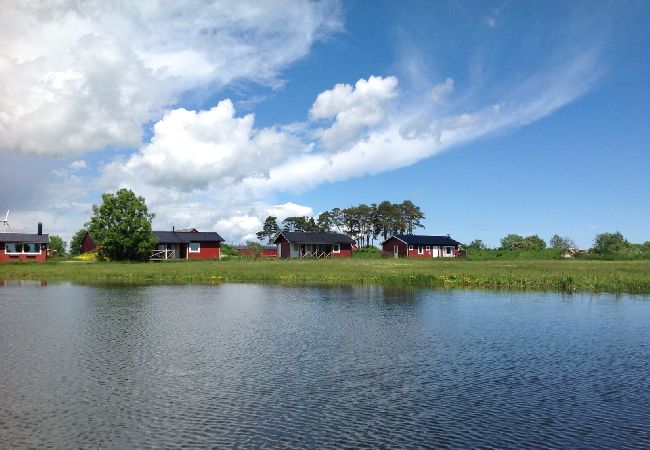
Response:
[38,222,43,235]
[172,225,175,232]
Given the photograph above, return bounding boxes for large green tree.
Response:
[256,216,280,242]
[69,228,88,255]
[550,234,575,249]
[86,189,157,261]
[593,231,629,255]
[49,235,67,257]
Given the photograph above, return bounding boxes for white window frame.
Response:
[5,243,42,255]
[333,244,341,253]
[408,245,413,251]
[188,242,201,253]
[445,246,453,255]
[418,245,424,255]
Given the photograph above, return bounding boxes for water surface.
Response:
[0,284,649,447]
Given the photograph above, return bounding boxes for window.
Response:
[333,244,340,253]
[426,246,430,251]
[408,245,413,250]
[5,243,41,254]
[445,246,452,255]
[293,243,300,252]
[188,242,200,253]
[418,246,424,255]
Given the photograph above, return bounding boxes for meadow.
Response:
[1,257,649,294]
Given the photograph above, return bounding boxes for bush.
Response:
[353,246,383,258]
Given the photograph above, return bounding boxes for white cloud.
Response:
[0,0,341,156]
[69,160,87,170]
[430,78,454,103]
[309,75,399,150]
[103,99,303,192]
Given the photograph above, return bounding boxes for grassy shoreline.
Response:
[1,258,649,294]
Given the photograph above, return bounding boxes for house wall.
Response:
[382,237,408,258]
[332,243,352,258]
[81,234,97,253]
[0,243,47,262]
[276,235,291,259]
[187,241,221,260]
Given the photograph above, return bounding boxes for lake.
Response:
[0,283,649,448]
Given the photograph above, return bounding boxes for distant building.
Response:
[0,223,48,262]
[381,234,461,258]
[272,232,355,259]
[81,228,224,260]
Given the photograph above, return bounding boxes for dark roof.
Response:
[153,231,223,244]
[0,233,49,244]
[384,234,461,246]
[273,231,355,245]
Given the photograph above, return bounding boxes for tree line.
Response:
[256,200,426,247]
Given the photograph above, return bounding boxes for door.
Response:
[393,245,399,258]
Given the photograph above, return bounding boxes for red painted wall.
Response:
[0,243,47,262]
[381,237,408,257]
[187,241,221,259]
[277,235,291,259]
[332,243,352,258]
[81,233,97,253]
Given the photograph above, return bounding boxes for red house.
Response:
[0,223,49,262]
[381,234,461,258]
[273,231,355,258]
[80,228,224,260]
[151,230,223,260]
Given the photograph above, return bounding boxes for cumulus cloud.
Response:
[102,99,303,192]
[0,0,341,156]
[309,75,399,150]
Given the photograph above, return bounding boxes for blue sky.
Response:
[0,0,648,248]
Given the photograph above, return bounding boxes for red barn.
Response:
[381,234,461,258]
[273,232,355,259]
[151,230,223,260]
[0,223,49,262]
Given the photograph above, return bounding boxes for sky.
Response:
[0,0,648,249]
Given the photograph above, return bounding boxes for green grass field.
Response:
[1,258,649,294]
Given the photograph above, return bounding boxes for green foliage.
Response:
[500,234,546,250]
[49,235,67,257]
[245,241,263,259]
[550,234,575,249]
[352,246,383,258]
[500,234,525,249]
[86,188,156,261]
[220,243,242,257]
[256,216,280,242]
[593,231,629,255]
[466,239,487,250]
[69,228,87,256]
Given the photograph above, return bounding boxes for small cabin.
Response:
[273,232,355,259]
[381,234,460,258]
[0,223,49,262]
[151,230,223,260]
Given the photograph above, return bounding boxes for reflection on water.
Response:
[0,284,649,447]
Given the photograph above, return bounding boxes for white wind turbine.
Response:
[1,210,10,232]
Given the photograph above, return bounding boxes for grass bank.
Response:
[1,258,650,294]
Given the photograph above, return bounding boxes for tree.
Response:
[522,234,546,250]
[69,228,88,255]
[550,234,575,249]
[49,235,67,257]
[316,211,333,232]
[245,241,263,259]
[593,231,629,255]
[86,188,157,261]
[400,200,425,234]
[256,216,280,243]
[467,239,487,250]
[500,234,524,249]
